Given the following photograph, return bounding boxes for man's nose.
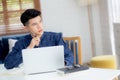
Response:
[37,23,42,29]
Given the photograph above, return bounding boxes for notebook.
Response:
[22,45,64,75]
[56,64,89,75]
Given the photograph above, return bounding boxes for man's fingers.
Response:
[33,37,40,46]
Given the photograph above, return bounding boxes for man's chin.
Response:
[38,32,44,37]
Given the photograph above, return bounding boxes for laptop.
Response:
[22,45,64,75]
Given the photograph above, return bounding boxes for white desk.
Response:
[0,64,120,80]
[24,68,120,80]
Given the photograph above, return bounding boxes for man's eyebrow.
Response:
[31,23,37,25]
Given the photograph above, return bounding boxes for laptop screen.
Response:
[22,45,65,74]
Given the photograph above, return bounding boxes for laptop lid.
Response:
[22,45,64,75]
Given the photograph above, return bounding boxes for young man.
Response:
[4,9,74,69]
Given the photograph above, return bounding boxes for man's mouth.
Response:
[38,30,42,32]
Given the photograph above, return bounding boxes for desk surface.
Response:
[0,64,120,80]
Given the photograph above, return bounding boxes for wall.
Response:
[40,0,114,63]
[40,0,92,63]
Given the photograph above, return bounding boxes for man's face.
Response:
[26,16,43,37]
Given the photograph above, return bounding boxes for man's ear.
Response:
[23,26,28,30]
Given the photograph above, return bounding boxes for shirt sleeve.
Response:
[55,33,74,66]
[4,40,25,69]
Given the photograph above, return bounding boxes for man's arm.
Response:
[4,40,25,69]
[4,50,22,69]
[56,33,74,66]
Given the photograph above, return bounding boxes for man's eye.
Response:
[32,23,37,26]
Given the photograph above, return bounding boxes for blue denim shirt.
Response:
[4,32,74,69]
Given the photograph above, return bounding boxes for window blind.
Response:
[0,0,40,36]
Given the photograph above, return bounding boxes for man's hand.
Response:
[27,31,43,48]
[27,36,40,48]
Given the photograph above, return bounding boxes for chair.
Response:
[63,36,82,65]
[90,55,117,69]
[90,55,118,80]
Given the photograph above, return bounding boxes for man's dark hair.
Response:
[20,9,41,26]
